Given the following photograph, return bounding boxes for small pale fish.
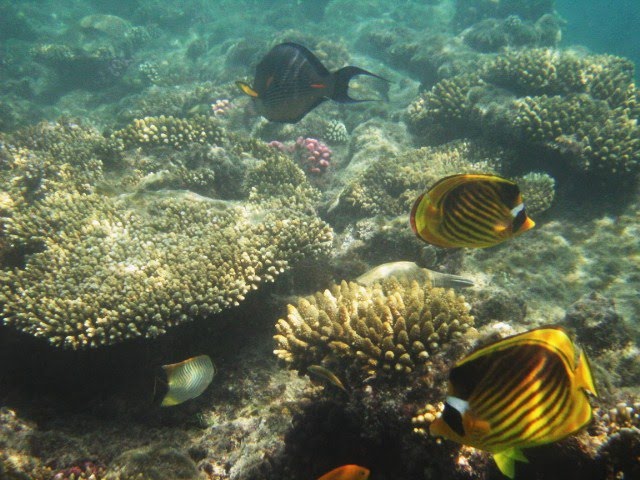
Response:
[430,327,597,479]
[355,261,474,289]
[237,42,387,123]
[160,355,216,407]
[411,174,535,249]
[317,464,370,480]
[308,364,347,392]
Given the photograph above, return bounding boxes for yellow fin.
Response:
[575,349,597,396]
[236,81,259,98]
[493,448,528,479]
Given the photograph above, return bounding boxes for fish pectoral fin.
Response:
[236,81,259,98]
[493,448,528,479]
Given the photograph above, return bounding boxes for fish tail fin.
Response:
[493,448,528,479]
[575,349,597,396]
[331,66,388,103]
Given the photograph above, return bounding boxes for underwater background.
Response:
[1,0,640,479]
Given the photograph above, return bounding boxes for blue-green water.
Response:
[0,1,639,479]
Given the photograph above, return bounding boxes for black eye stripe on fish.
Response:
[442,402,466,437]
[237,42,387,123]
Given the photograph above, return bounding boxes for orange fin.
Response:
[236,81,259,98]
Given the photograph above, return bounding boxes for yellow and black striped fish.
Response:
[236,42,387,123]
[158,354,216,407]
[430,327,597,479]
[410,174,535,248]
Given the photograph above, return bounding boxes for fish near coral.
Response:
[430,327,597,479]
[410,173,535,248]
[355,261,474,289]
[317,464,370,480]
[157,355,216,407]
[307,364,347,392]
[237,42,387,123]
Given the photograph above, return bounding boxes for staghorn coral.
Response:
[273,279,474,382]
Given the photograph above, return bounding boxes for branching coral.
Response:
[274,279,474,382]
[407,48,640,184]
[111,114,226,150]
[1,188,332,349]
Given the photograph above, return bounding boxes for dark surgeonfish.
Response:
[430,327,597,479]
[236,42,387,123]
[410,173,535,249]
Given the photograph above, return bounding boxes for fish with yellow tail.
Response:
[237,42,387,123]
[157,355,216,407]
[410,173,535,249]
[430,327,597,479]
[317,465,370,480]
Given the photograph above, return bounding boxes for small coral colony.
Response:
[184,43,587,479]
[2,5,638,478]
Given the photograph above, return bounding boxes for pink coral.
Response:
[269,137,331,174]
[211,98,234,116]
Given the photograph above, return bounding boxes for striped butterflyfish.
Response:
[158,354,215,407]
[236,42,387,123]
[430,327,597,479]
[410,174,535,249]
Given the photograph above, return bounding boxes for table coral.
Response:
[0,120,332,349]
[274,278,474,383]
[1,187,331,349]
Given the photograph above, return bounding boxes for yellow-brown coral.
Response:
[274,279,474,381]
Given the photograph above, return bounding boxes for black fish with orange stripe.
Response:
[236,42,387,123]
[430,327,597,479]
[410,173,535,249]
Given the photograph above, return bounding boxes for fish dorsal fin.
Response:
[575,349,597,396]
[279,42,331,77]
[427,174,510,209]
[493,448,528,479]
[236,81,259,98]
[456,327,573,370]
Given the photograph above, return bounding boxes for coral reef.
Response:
[111,115,226,150]
[407,48,640,186]
[274,278,474,382]
[1,118,332,348]
[336,140,505,218]
[1,187,331,348]
[462,14,562,52]
[562,291,634,354]
[269,137,332,175]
